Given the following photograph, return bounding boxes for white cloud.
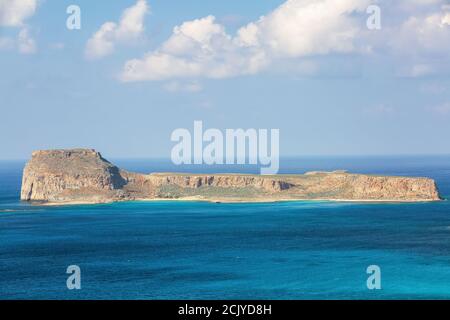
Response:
[164,81,203,93]
[121,0,370,82]
[402,64,435,78]
[0,0,38,54]
[383,7,450,77]
[442,12,450,25]
[236,0,370,57]
[119,0,450,82]
[17,27,36,54]
[431,102,450,115]
[0,0,37,27]
[0,29,37,54]
[391,11,450,55]
[121,15,269,81]
[85,0,149,59]
[85,22,117,58]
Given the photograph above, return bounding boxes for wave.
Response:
[0,208,44,213]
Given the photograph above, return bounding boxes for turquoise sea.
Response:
[1,156,450,299]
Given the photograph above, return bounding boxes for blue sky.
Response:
[0,0,449,159]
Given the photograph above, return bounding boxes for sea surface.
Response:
[1,156,450,299]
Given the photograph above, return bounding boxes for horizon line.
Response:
[2,153,450,162]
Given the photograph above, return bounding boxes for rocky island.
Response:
[20,149,441,205]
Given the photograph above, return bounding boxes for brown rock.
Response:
[20,149,442,204]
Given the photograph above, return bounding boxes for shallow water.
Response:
[1,156,450,299]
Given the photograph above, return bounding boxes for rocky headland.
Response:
[20,149,442,205]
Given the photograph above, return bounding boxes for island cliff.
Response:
[21,149,442,205]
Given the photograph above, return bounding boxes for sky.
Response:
[0,0,449,160]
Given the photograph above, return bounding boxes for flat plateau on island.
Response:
[20,149,442,205]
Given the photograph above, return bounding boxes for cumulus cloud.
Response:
[443,12,450,25]
[391,11,450,55]
[0,0,38,54]
[119,0,450,82]
[121,0,370,82]
[17,27,36,54]
[381,5,450,77]
[236,0,370,57]
[121,15,270,81]
[85,0,149,59]
[0,0,37,27]
[0,29,37,54]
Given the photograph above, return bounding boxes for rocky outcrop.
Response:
[146,174,293,192]
[20,149,442,204]
[21,149,127,202]
[283,171,441,201]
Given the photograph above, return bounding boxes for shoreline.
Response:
[21,149,442,205]
[31,196,444,207]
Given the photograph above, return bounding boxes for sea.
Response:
[1,156,450,300]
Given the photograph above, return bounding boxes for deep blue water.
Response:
[1,156,450,299]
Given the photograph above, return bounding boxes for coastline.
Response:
[32,196,444,207]
[20,149,443,206]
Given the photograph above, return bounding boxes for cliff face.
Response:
[146,174,293,192]
[21,149,127,202]
[20,149,442,204]
[281,171,441,201]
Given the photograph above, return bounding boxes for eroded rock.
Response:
[20,149,442,204]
